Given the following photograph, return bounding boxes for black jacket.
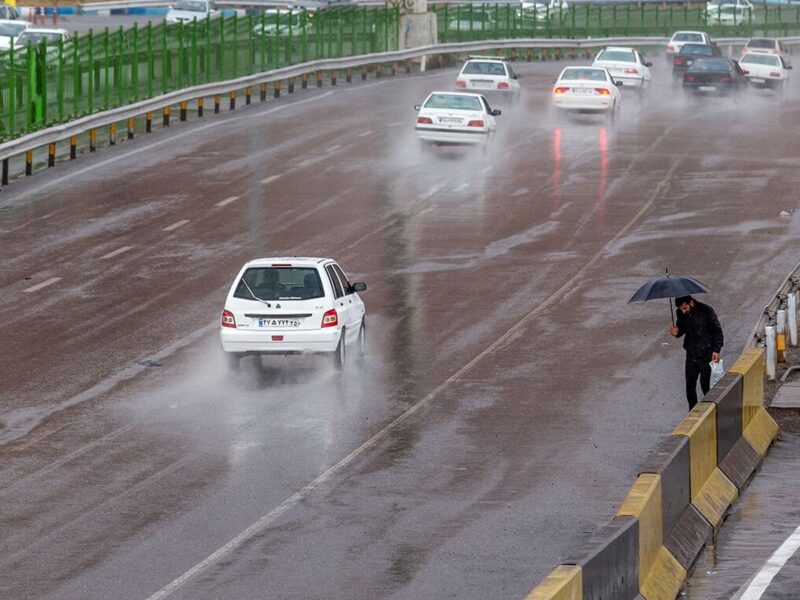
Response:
[675,301,724,360]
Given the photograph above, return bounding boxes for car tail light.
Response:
[684,74,695,82]
[321,308,338,328]
[595,88,610,96]
[456,79,466,87]
[667,44,675,52]
[769,71,781,77]
[497,82,510,89]
[417,116,432,124]
[467,120,485,127]
[271,263,291,266]
[624,67,639,74]
[673,56,683,65]
[720,75,733,83]
[221,309,236,328]
[554,86,569,94]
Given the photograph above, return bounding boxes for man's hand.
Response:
[711,352,721,363]
[669,325,679,338]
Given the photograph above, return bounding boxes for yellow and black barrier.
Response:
[528,347,777,600]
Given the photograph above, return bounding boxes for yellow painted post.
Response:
[127,117,134,139]
[163,106,170,127]
[180,100,188,120]
[274,80,281,98]
[89,129,97,152]
[245,86,252,105]
[229,90,236,110]
[109,123,116,145]
[214,94,221,113]
[25,150,33,174]
[48,143,56,167]
[69,135,77,159]
[146,112,153,133]
[197,97,204,117]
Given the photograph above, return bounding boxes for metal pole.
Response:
[766,325,777,380]
[789,292,798,347]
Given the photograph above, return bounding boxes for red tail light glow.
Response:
[720,75,733,83]
[554,86,569,94]
[417,116,432,124]
[624,68,639,74]
[221,309,236,328]
[321,308,338,328]
[467,120,485,127]
[667,44,675,52]
[497,82,510,89]
[684,74,695,82]
[595,88,611,96]
[456,79,466,87]
[673,57,683,65]
[769,71,781,77]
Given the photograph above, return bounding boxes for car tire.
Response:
[333,330,346,371]
[357,320,366,363]
[225,352,241,371]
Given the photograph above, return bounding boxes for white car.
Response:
[12,28,70,57]
[455,56,520,97]
[166,0,219,24]
[592,46,652,91]
[518,0,569,21]
[739,52,792,91]
[0,19,30,51]
[741,38,792,68]
[667,31,713,62]
[706,0,752,15]
[552,66,622,118]
[415,91,500,147]
[220,258,366,370]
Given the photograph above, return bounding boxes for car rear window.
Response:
[688,58,730,72]
[559,68,607,81]
[747,39,775,49]
[462,61,507,76]
[0,22,26,36]
[680,44,714,56]
[424,94,482,111]
[596,50,635,63]
[740,53,780,66]
[674,33,704,42]
[234,267,324,301]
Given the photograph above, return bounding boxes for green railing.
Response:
[434,3,800,42]
[0,6,400,140]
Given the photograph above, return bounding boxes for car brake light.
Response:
[554,86,569,94]
[456,79,466,87]
[769,71,781,77]
[720,75,733,83]
[595,88,611,95]
[417,116,432,124]
[624,68,639,74]
[684,74,695,82]
[667,44,675,52]
[497,82,510,89]
[467,120,485,127]
[673,57,683,65]
[271,263,291,266]
[321,308,338,328]
[221,309,236,328]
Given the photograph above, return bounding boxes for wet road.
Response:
[2,58,800,599]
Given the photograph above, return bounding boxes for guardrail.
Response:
[2,35,799,186]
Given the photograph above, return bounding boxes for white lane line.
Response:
[298,158,315,167]
[23,277,61,293]
[357,130,374,137]
[260,175,281,185]
[326,144,341,152]
[163,219,189,232]
[418,181,447,201]
[100,246,133,260]
[453,183,470,193]
[740,524,800,599]
[388,122,403,127]
[145,159,685,600]
[215,196,239,208]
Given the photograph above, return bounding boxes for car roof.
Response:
[672,30,707,36]
[24,27,69,34]
[562,65,608,72]
[601,46,637,52]
[425,91,486,99]
[747,37,777,44]
[465,55,508,62]
[0,18,26,24]
[245,257,334,267]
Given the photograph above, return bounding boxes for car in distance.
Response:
[415,91,500,148]
[666,31,713,63]
[682,57,748,96]
[672,43,723,80]
[220,258,366,371]
[592,46,652,92]
[552,66,622,118]
[739,52,791,91]
[0,19,30,51]
[0,4,20,20]
[166,0,219,24]
[741,37,792,67]
[455,56,520,98]
[518,0,569,22]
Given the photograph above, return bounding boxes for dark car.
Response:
[672,43,723,80]
[0,4,20,20]
[682,58,749,96]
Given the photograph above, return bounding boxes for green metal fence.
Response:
[0,6,400,140]
[434,3,800,42]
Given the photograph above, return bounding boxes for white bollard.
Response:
[420,55,427,72]
[765,325,777,380]
[790,292,798,347]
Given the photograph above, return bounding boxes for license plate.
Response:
[750,77,765,83]
[258,319,300,328]
[699,85,717,92]
[471,81,493,89]
[572,88,592,94]
[439,117,462,124]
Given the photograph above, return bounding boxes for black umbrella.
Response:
[628,270,711,325]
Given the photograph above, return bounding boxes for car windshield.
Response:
[747,39,776,49]
[559,68,607,81]
[16,31,62,45]
[173,0,207,11]
[424,94,482,110]
[595,50,636,63]
[680,44,715,55]
[688,58,730,72]
[0,22,26,37]
[462,61,506,76]
[234,267,325,301]
[673,33,704,42]
[741,53,780,66]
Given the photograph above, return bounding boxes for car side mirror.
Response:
[414,104,421,110]
[787,65,793,70]
[645,61,653,67]
[742,70,749,75]
[351,282,367,292]
[615,81,623,87]
[491,109,502,116]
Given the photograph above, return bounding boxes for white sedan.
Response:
[592,46,652,92]
[415,92,500,147]
[666,31,713,62]
[166,0,219,24]
[0,19,30,52]
[455,56,520,98]
[552,66,622,118]
[739,52,792,91]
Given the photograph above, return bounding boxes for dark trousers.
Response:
[685,356,711,409]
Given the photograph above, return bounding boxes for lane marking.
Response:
[297,158,315,167]
[418,181,447,201]
[740,524,800,599]
[100,246,133,260]
[357,130,374,137]
[453,183,470,193]
[23,277,61,293]
[326,144,341,152]
[145,159,683,600]
[388,122,403,127]
[163,220,189,232]
[260,175,281,185]
[215,196,239,208]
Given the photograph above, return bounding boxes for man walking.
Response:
[669,295,724,409]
